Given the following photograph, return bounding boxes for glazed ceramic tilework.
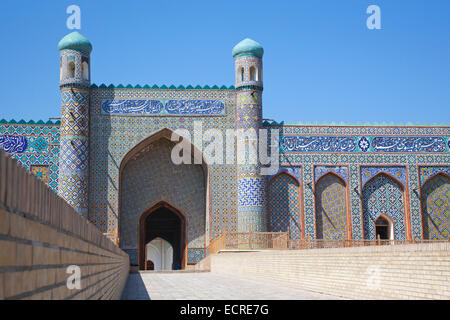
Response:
[0,35,449,268]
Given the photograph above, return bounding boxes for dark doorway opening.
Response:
[375,216,390,240]
[146,260,154,270]
[139,202,186,270]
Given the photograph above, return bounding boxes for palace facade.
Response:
[0,32,448,269]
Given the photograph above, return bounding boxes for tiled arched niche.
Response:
[268,171,303,239]
[362,173,407,240]
[315,173,348,240]
[420,172,449,240]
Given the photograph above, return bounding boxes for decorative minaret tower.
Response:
[57,32,92,216]
[232,38,267,232]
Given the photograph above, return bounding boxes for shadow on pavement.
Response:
[121,273,151,300]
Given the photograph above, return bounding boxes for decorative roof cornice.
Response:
[262,120,450,127]
[0,119,60,125]
[90,83,235,90]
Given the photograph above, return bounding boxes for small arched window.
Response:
[68,61,75,79]
[241,67,245,81]
[82,62,89,80]
[249,66,256,81]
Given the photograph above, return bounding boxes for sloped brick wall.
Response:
[210,244,450,300]
[0,150,129,299]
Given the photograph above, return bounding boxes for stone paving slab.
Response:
[121,272,342,300]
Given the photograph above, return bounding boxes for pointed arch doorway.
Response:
[138,201,187,270]
[118,128,208,268]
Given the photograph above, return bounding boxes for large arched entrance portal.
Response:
[139,201,186,270]
[119,128,208,268]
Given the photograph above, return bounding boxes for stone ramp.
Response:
[209,245,450,300]
[120,271,341,300]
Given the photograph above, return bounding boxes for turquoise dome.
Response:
[58,31,92,53]
[232,38,264,59]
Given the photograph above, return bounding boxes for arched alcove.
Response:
[268,172,302,239]
[421,173,449,240]
[315,173,347,240]
[362,173,406,240]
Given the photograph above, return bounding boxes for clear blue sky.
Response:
[0,0,449,124]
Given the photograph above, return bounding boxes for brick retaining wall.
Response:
[0,150,129,299]
[210,244,450,300]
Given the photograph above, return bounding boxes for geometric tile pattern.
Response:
[119,138,206,264]
[238,178,266,206]
[236,91,262,129]
[276,124,445,239]
[58,138,88,175]
[277,147,449,240]
[361,166,407,187]
[58,86,90,216]
[235,54,266,234]
[2,117,449,249]
[187,248,206,264]
[60,91,89,136]
[237,207,267,233]
[421,174,449,239]
[236,169,267,233]
[419,166,450,186]
[1,42,449,268]
[407,164,423,239]
[270,166,302,181]
[0,122,60,192]
[58,174,88,209]
[0,37,449,273]
[268,173,301,239]
[314,166,348,183]
[362,174,406,240]
[30,165,50,184]
[315,174,347,240]
[89,87,237,245]
[57,47,91,217]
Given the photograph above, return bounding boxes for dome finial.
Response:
[58,31,92,53]
[232,38,263,59]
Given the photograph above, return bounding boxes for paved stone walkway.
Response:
[121,271,341,300]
